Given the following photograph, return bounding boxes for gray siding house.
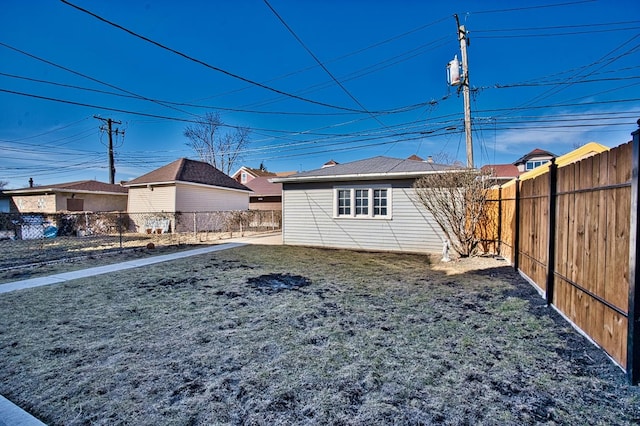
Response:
[272,156,452,254]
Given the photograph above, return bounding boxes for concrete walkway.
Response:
[0,242,247,294]
[0,232,281,425]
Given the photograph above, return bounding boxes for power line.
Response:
[192,15,449,104]
[0,88,201,124]
[263,0,377,113]
[491,75,640,89]
[60,0,373,114]
[0,71,435,117]
[0,116,91,142]
[496,34,640,115]
[473,20,640,33]
[469,0,596,15]
[0,42,195,117]
[3,86,637,160]
[474,27,640,39]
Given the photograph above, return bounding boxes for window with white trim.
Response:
[355,189,368,215]
[337,189,351,215]
[334,186,391,219]
[373,189,388,216]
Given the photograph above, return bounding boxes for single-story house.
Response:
[124,158,251,232]
[271,155,453,254]
[2,180,128,213]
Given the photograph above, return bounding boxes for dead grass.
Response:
[0,245,639,425]
[0,230,267,274]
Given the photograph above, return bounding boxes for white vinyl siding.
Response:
[128,183,249,213]
[175,183,249,212]
[127,185,176,213]
[283,180,445,253]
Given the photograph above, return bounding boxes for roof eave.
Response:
[271,169,457,183]
[126,180,251,193]
[4,188,126,196]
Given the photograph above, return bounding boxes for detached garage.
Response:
[271,156,451,254]
[124,158,250,233]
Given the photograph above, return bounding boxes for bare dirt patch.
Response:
[248,273,312,292]
[0,245,639,425]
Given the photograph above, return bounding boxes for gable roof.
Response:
[245,176,282,197]
[125,158,250,191]
[513,148,557,165]
[4,180,128,195]
[272,156,454,183]
[231,166,277,180]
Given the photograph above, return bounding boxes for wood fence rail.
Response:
[482,121,640,384]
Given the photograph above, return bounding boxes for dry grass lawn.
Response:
[0,245,639,425]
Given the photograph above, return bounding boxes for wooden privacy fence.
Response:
[482,123,640,384]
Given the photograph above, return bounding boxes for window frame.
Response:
[333,185,392,219]
[525,159,549,170]
[337,189,351,216]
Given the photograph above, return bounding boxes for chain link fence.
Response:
[0,210,281,270]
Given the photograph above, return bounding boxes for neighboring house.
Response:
[244,177,284,210]
[514,148,557,172]
[231,166,276,185]
[3,180,128,213]
[271,155,453,254]
[481,148,556,186]
[518,142,609,181]
[231,165,295,210]
[483,143,610,186]
[124,158,250,232]
[480,164,521,186]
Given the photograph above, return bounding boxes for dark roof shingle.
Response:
[513,148,556,165]
[126,158,249,191]
[6,180,128,194]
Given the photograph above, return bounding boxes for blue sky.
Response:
[1,0,639,189]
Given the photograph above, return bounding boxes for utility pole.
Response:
[94,116,123,184]
[455,14,473,168]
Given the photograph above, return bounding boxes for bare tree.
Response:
[413,167,493,257]
[183,112,250,175]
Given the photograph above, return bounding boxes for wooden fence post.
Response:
[546,159,558,305]
[497,186,503,256]
[514,178,521,271]
[628,119,640,385]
